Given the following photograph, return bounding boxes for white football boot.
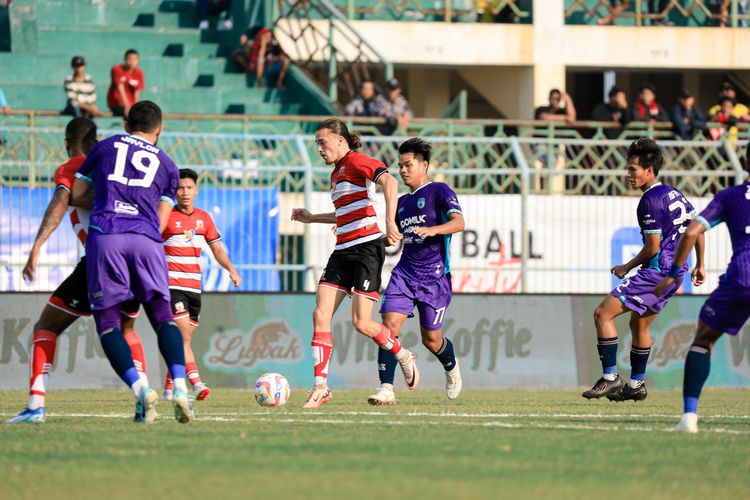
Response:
[674,412,699,433]
[445,359,463,400]
[398,350,420,390]
[367,384,396,406]
[302,385,333,409]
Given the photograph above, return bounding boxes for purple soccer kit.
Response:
[380,182,462,330]
[611,182,695,315]
[76,134,178,315]
[695,184,750,335]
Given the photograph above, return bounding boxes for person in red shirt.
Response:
[291,118,419,408]
[161,168,241,401]
[107,49,145,118]
[6,118,145,424]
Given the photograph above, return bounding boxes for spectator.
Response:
[0,87,8,113]
[709,96,746,141]
[708,82,750,121]
[385,78,413,133]
[63,56,103,118]
[628,83,669,122]
[535,89,577,123]
[345,79,398,135]
[237,27,289,89]
[476,0,521,23]
[107,49,144,118]
[591,86,629,139]
[597,0,668,25]
[670,88,707,140]
[196,0,233,31]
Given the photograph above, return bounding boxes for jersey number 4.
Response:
[107,142,160,188]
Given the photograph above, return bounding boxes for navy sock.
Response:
[597,337,618,375]
[683,344,711,414]
[156,321,186,380]
[99,328,139,387]
[630,345,651,381]
[378,347,397,385]
[434,337,457,371]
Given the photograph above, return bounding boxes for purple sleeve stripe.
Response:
[74,172,92,184]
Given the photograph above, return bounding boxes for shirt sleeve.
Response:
[111,65,123,84]
[75,145,99,184]
[438,184,463,216]
[205,213,222,244]
[160,163,178,205]
[696,190,727,230]
[54,163,74,192]
[64,77,77,101]
[637,196,661,234]
[357,155,388,183]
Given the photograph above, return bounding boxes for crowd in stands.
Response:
[344,78,413,135]
[596,0,748,26]
[197,0,233,31]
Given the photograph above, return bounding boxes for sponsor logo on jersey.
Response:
[114,200,139,215]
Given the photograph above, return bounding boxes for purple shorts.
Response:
[380,269,452,331]
[610,267,683,315]
[85,232,171,311]
[699,275,750,336]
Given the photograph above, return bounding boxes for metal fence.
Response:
[0,126,742,294]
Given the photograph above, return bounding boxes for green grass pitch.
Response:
[1,389,748,499]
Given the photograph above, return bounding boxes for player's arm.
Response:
[255,37,268,83]
[412,213,465,239]
[290,209,336,224]
[655,220,707,296]
[70,177,94,209]
[22,188,70,282]
[377,172,402,246]
[209,241,242,287]
[611,232,660,279]
[157,200,173,233]
[691,231,706,286]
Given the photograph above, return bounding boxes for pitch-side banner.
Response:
[307,192,732,294]
[1,293,749,391]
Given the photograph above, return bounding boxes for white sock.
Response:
[603,373,617,381]
[28,393,45,410]
[28,371,50,410]
[139,371,150,389]
[395,349,408,361]
[130,379,145,399]
[173,377,189,393]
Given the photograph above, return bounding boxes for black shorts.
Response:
[48,257,140,318]
[170,289,201,326]
[319,238,385,300]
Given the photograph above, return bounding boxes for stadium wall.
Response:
[1,293,749,392]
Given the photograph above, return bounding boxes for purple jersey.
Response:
[637,182,695,272]
[696,183,750,287]
[394,182,462,282]
[76,134,178,242]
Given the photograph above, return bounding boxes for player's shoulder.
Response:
[192,207,213,220]
[54,155,86,185]
[346,151,384,168]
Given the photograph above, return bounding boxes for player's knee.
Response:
[593,306,606,325]
[352,316,370,334]
[628,315,641,334]
[312,307,330,329]
[421,334,441,353]
[383,319,400,336]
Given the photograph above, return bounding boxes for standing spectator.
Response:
[708,82,750,121]
[0,87,9,113]
[535,89,577,123]
[247,27,289,89]
[629,83,669,123]
[385,78,413,134]
[106,49,144,118]
[63,56,103,118]
[196,0,233,31]
[670,88,707,140]
[591,86,629,139]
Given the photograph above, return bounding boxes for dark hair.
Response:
[360,79,374,89]
[549,88,562,98]
[608,86,623,99]
[316,118,362,150]
[718,96,735,107]
[627,137,663,176]
[125,49,139,58]
[398,137,432,164]
[179,168,199,183]
[638,82,656,94]
[721,82,735,92]
[126,101,162,133]
[65,117,97,154]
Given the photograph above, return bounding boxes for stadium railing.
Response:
[323,0,533,23]
[565,0,750,27]
[1,118,744,294]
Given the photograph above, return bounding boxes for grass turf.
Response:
[1,388,748,500]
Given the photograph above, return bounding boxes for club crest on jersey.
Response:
[417,198,426,209]
[197,219,204,229]
[184,229,196,242]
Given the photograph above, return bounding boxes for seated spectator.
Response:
[628,83,669,122]
[709,96,747,141]
[708,82,750,121]
[0,87,8,113]
[385,78,413,134]
[63,56,103,118]
[670,88,706,140]
[535,89,577,123]
[236,27,289,89]
[107,49,144,118]
[597,0,668,25]
[196,0,232,31]
[345,79,397,135]
[591,86,629,139]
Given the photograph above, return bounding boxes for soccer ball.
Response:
[254,372,291,407]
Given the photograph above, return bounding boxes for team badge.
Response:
[196,219,204,229]
[417,198,425,209]
[184,229,195,242]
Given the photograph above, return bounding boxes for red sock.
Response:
[373,325,403,355]
[123,330,147,375]
[29,330,58,403]
[312,332,333,386]
[186,361,202,387]
[164,373,174,391]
